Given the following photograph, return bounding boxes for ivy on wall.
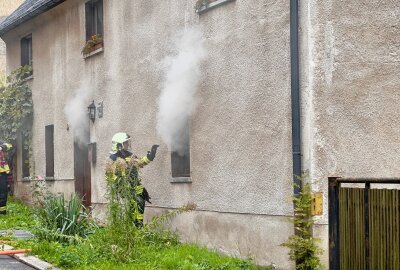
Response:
[0,65,33,143]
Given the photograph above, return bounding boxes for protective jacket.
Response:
[0,142,12,214]
[109,150,152,205]
[0,142,12,174]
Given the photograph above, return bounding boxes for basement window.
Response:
[45,125,54,178]
[195,0,235,15]
[171,125,191,182]
[20,34,33,76]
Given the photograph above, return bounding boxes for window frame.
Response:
[85,0,103,41]
[45,125,54,178]
[170,122,191,181]
[21,131,30,178]
[20,34,33,76]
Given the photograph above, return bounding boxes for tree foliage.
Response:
[0,65,33,143]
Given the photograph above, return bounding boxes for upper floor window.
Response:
[20,34,32,75]
[85,0,103,41]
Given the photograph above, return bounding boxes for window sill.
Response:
[22,74,33,82]
[196,0,235,14]
[21,177,72,182]
[170,177,192,183]
[83,47,104,59]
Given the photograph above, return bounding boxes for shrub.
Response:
[281,180,323,270]
[34,192,97,244]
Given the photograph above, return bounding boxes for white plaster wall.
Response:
[300,0,400,266]
[4,0,295,267]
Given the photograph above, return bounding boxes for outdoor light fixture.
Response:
[88,100,96,122]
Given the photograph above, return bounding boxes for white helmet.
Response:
[111,132,131,153]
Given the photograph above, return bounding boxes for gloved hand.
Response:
[146,144,159,161]
[142,188,151,204]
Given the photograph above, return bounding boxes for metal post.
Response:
[329,177,340,270]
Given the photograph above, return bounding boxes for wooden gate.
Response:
[329,177,400,270]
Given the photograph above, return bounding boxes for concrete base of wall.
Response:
[13,179,75,204]
[145,206,294,269]
[313,223,329,269]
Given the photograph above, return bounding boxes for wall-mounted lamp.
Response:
[88,100,96,122]
[97,101,103,118]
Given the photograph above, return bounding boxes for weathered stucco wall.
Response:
[3,0,294,268]
[300,0,400,266]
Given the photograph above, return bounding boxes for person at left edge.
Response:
[0,142,12,215]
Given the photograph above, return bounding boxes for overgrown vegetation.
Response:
[3,198,263,269]
[31,178,97,244]
[0,65,33,143]
[0,160,266,269]
[281,180,323,270]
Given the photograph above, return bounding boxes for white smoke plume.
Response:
[157,27,207,155]
[64,80,91,146]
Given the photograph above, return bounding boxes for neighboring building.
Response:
[0,0,399,269]
[0,0,24,75]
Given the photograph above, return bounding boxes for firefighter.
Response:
[109,132,158,226]
[0,142,12,215]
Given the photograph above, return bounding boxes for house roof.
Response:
[0,0,65,37]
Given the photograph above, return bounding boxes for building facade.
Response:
[0,0,398,269]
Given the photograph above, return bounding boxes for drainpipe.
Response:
[290,0,302,195]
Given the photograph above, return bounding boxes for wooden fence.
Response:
[329,177,400,270]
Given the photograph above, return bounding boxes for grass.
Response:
[2,198,270,270]
[0,197,37,230]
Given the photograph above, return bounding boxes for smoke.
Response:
[64,80,91,146]
[156,27,207,155]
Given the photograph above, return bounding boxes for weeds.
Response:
[281,177,323,270]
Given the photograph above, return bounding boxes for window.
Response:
[21,131,30,178]
[45,125,54,178]
[20,34,32,75]
[171,126,191,178]
[85,0,103,41]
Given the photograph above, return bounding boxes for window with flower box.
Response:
[83,0,103,56]
[20,34,32,76]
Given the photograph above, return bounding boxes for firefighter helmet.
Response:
[111,132,131,153]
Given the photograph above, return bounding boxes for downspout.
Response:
[290,0,302,194]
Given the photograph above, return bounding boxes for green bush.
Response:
[34,192,97,244]
[281,180,323,270]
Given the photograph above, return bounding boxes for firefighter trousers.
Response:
[0,173,7,214]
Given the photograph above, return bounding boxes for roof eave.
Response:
[0,0,65,37]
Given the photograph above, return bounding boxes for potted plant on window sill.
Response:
[81,34,103,56]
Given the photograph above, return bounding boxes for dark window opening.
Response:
[171,127,191,178]
[45,125,54,178]
[85,0,103,41]
[20,34,32,76]
[21,131,30,178]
